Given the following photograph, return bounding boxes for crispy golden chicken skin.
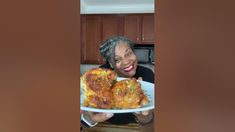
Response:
[111,78,149,109]
[81,68,117,109]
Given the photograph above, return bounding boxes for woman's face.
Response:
[113,43,137,77]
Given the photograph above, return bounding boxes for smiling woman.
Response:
[100,36,138,78]
[80,36,155,131]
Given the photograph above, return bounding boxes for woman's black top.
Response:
[99,63,154,124]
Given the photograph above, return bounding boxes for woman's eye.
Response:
[115,59,121,63]
[126,51,132,57]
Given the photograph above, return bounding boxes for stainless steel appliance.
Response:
[134,46,154,64]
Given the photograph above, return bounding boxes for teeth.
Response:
[124,65,133,71]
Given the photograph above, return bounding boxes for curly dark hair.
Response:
[99,36,134,65]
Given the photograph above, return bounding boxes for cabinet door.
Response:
[81,16,103,64]
[102,15,124,41]
[142,15,154,44]
[124,15,141,43]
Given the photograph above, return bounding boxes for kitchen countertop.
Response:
[81,122,140,132]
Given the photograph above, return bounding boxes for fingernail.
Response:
[142,111,149,116]
[106,113,113,118]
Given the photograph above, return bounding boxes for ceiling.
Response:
[80,0,154,14]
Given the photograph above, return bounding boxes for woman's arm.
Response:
[134,76,154,128]
[139,117,155,132]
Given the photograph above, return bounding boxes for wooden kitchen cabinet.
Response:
[142,15,155,43]
[81,15,124,64]
[102,15,124,41]
[81,14,154,64]
[124,14,154,44]
[124,15,141,44]
[81,15,104,64]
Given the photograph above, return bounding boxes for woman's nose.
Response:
[121,58,129,65]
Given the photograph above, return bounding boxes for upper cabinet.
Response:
[81,15,104,64]
[81,14,154,64]
[102,15,124,41]
[124,14,154,44]
[81,15,124,64]
[123,15,141,44]
[142,14,155,43]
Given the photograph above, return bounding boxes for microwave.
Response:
[134,47,154,64]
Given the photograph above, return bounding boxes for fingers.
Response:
[138,77,143,81]
[135,110,150,116]
[134,110,154,125]
[84,111,114,123]
[141,111,149,116]
[92,113,114,122]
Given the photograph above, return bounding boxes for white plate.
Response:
[80,77,155,113]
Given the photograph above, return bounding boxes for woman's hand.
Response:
[138,77,143,81]
[135,77,154,125]
[82,111,114,123]
[134,110,154,125]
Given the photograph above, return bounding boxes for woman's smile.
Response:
[123,65,134,72]
[113,43,138,77]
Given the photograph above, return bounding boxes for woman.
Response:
[81,36,154,131]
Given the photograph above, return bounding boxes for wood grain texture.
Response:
[0,0,81,132]
[155,0,235,132]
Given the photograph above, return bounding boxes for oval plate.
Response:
[80,77,155,113]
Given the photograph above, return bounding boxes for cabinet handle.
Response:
[137,37,139,41]
[142,37,145,41]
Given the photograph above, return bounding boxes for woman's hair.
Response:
[99,36,134,65]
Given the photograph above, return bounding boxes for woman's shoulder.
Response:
[135,65,154,83]
[137,65,154,73]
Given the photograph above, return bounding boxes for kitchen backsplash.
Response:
[80,64,154,75]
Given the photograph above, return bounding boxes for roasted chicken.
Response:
[112,78,149,109]
[81,68,117,109]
